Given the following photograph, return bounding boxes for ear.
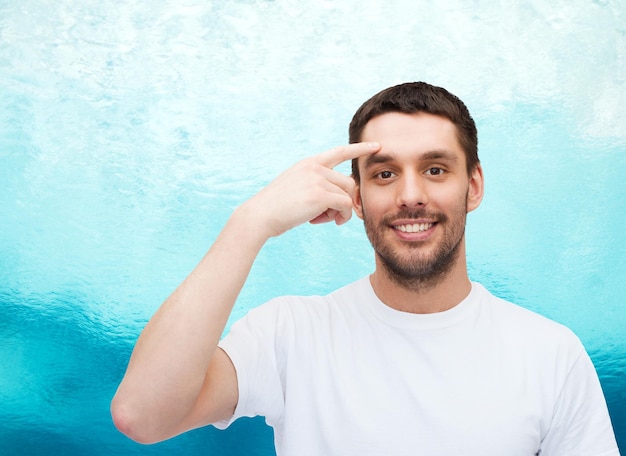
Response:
[352,180,364,220]
[466,164,484,213]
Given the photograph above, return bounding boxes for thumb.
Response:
[309,209,336,225]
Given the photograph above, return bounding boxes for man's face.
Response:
[353,112,483,288]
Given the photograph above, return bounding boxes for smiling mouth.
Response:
[394,223,434,233]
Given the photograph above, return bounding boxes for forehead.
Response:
[360,112,462,155]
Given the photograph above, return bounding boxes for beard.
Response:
[362,201,468,291]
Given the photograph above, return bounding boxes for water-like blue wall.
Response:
[1,1,624,454]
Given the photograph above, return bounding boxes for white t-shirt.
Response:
[216,278,619,456]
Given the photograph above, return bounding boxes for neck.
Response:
[369,241,472,314]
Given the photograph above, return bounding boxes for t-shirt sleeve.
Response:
[539,349,620,455]
[211,299,287,430]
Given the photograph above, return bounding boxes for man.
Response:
[112,82,619,455]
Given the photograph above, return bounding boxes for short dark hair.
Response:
[349,82,479,182]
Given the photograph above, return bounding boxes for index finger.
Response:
[317,142,381,169]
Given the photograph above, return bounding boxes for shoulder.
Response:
[474,282,585,357]
[241,277,370,328]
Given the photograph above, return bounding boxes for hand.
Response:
[242,142,380,238]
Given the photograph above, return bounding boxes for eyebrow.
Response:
[362,150,458,169]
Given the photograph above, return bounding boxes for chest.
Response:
[278,322,548,455]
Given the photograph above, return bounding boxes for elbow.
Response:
[110,396,163,445]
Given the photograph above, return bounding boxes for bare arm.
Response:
[110,142,380,444]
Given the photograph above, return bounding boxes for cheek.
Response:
[357,188,387,216]
[435,183,469,207]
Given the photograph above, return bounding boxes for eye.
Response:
[377,170,395,179]
[425,167,445,176]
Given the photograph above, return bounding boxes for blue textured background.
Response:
[1,1,624,454]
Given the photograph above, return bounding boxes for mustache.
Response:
[383,209,447,224]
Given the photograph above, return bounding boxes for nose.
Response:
[396,172,428,208]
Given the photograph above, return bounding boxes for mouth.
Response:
[393,222,435,233]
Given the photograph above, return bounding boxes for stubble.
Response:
[362,199,468,292]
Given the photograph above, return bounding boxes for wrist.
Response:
[229,200,274,247]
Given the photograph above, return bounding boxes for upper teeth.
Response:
[396,223,433,233]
